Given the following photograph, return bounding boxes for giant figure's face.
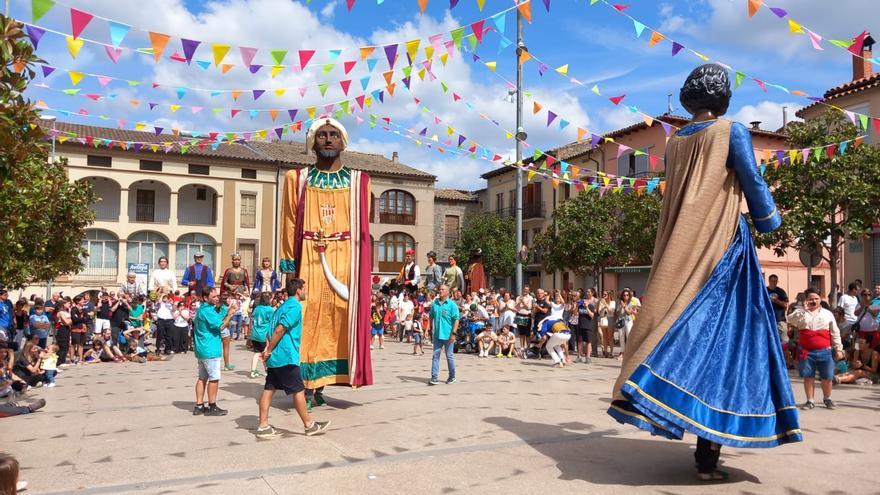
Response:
[314,124,345,158]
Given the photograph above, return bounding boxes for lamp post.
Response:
[39,115,57,300]
[514,4,527,296]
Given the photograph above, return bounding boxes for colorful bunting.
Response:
[149,32,171,62]
[108,21,130,49]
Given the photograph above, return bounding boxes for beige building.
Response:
[480,114,831,297]
[432,189,481,263]
[27,121,436,298]
[797,33,880,290]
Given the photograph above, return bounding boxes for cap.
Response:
[194,251,205,258]
[405,249,415,256]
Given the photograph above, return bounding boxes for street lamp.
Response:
[39,114,57,163]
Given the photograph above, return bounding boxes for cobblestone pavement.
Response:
[6,340,880,494]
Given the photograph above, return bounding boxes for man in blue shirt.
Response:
[256,278,330,439]
[0,290,13,347]
[429,284,460,385]
[181,252,215,297]
[192,288,236,417]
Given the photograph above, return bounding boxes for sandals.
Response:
[697,470,729,482]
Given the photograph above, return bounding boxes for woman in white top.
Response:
[615,289,639,359]
[499,292,517,330]
[598,290,616,358]
[150,256,178,296]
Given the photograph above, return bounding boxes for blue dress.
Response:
[607,120,802,448]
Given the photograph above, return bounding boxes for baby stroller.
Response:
[453,316,479,354]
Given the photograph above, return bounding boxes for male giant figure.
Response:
[279,117,373,390]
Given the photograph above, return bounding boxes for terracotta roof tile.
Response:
[795,72,880,118]
[434,188,478,201]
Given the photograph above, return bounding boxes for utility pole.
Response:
[514,3,527,295]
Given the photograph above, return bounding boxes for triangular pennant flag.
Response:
[734,71,746,88]
[221,63,234,74]
[68,71,84,86]
[476,0,486,10]
[181,39,201,65]
[632,19,646,37]
[26,25,46,49]
[240,46,258,66]
[517,0,532,23]
[747,0,761,17]
[231,90,243,101]
[196,60,211,70]
[249,64,263,74]
[299,49,316,69]
[346,0,356,10]
[322,63,335,75]
[519,50,533,65]
[360,46,375,60]
[40,65,56,77]
[32,0,55,23]
[546,111,557,127]
[211,44,230,66]
[554,64,569,76]
[176,87,187,99]
[340,80,352,95]
[859,114,869,131]
[231,109,241,118]
[787,19,804,34]
[344,60,357,74]
[451,27,465,49]
[492,11,506,34]
[270,49,287,65]
[384,44,398,68]
[149,32,171,62]
[366,58,378,72]
[471,20,485,44]
[648,31,665,47]
[360,75,371,90]
[318,83,329,96]
[671,41,684,56]
[609,95,625,105]
[533,101,542,114]
[848,31,868,57]
[768,6,787,17]
[65,36,84,58]
[485,61,497,71]
[70,8,94,40]
[270,65,284,77]
[753,78,767,92]
[806,30,824,50]
[253,89,265,100]
[108,21,130,48]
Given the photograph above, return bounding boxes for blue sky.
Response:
[14,0,880,188]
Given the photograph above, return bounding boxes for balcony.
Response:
[73,266,118,283]
[494,202,545,220]
[379,212,416,225]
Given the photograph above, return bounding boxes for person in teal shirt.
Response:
[429,284,460,385]
[249,292,274,378]
[192,288,236,417]
[255,278,330,439]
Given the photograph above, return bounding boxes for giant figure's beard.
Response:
[318,149,339,158]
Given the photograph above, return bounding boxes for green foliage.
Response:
[0,15,96,289]
[454,213,516,278]
[534,188,662,276]
[754,109,880,297]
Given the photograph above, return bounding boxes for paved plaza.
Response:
[5,341,880,495]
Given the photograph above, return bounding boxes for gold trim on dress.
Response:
[753,207,777,222]
[610,404,667,430]
[625,380,802,443]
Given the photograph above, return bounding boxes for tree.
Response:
[534,188,662,281]
[754,109,880,305]
[454,213,516,279]
[0,15,96,289]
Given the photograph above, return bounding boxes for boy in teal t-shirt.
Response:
[255,278,329,439]
[249,292,274,378]
[192,289,236,417]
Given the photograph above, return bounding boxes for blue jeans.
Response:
[229,315,242,339]
[431,338,455,381]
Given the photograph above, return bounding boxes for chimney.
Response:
[391,151,399,163]
[750,121,761,130]
[852,32,875,81]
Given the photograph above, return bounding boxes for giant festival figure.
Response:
[607,64,802,481]
[279,117,373,393]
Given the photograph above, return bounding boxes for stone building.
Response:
[432,189,481,263]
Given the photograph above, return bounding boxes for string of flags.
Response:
[592,0,880,128]
[23,0,515,73]
[747,0,878,66]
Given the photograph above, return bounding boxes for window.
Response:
[126,231,168,266]
[139,160,162,171]
[848,103,873,144]
[188,164,210,175]
[87,155,112,167]
[496,193,504,214]
[240,193,257,229]
[135,189,155,222]
[196,188,207,201]
[175,233,216,275]
[241,168,257,179]
[377,232,414,272]
[79,229,118,280]
[444,215,460,248]
[508,189,515,210]
[617,148,650,178]
[378,190,416,225]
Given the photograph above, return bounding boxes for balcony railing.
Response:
[73,266,118,282]
[177,213,217,226]
[90,203,119,221]
[378,212,416,225]
[135,204,155,222]
[495,202,545,219]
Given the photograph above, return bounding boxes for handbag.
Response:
[615,317,627,330]
[599,316,609,327]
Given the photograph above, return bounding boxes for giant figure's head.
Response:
[679,64,731,117]
[306,117,349,158]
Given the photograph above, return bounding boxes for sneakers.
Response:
[428,378,439,386]
[250,370,259,379]
[204,404,228,416]
[495,353,501,358]
[823,398,837,409]
[576,356,583,363]
[47,382,57,388]
[193,404,206,416]
[223,364,236,371]
[28,398,46,412]
[305,420,331,436]
[585,357,593,364]
[255,424,282,440]
[445,376,456,385]
[801,400,815,410]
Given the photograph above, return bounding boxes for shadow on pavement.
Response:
[234,414,300,438]
[485,417,762,486]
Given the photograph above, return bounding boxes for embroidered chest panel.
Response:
[307,168,351,190]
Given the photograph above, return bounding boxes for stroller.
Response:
[453,316,480,354]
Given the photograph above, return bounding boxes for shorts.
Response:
[95,318,111,333]
[576,326,591,342]
[70,332,87,345]
[220,328,231,338]
[264,364,305,395]
[371,324,384,336]
[798,348,834,380]
[250,340,266,353]
[197,357,222,381]
[413,333,422,344]
[777,321,789,344]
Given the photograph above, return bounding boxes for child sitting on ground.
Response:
[477,324,497,358]
[496,325,517,358]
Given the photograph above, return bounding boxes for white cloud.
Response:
[596,105,643,133]
[729,100,802,131]
[320,0,338,20]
